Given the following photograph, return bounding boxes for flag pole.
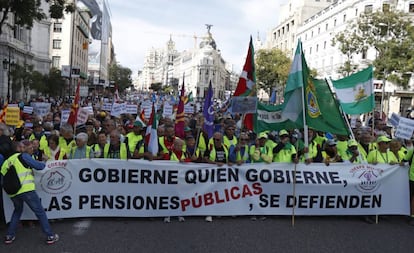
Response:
[291,140,300,227]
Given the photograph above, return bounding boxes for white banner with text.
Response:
[2,160,410,222]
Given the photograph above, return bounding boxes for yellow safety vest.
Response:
[1,153,35,197]
[29,134,48,151]
[126,132,143,154]
[43,146,67,160]
[103,143,128,160]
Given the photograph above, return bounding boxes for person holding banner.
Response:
[204,132,230,167]
[322,139,343,166]
[103,130,129,160]
[157,124,178,160]
[28,121,48,151]
[58,124,76,155]
[272,130,298,163]
[1,141,59,245]
[43,135,67,161]
[229,132,251,165]
[69,133,94,159]
[125,121,144,156]
[91,131,108,158]
[367,136,398,165]
[250,132,273,164]
[184,135,202,163]
[342,139,365,164]
[404,140,414,225]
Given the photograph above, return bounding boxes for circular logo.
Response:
[40,167,73,195]
[350,165,382,193]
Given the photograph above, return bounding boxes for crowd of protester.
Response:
[1,97,414,244]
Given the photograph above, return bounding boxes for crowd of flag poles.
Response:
[0,37,376,155]
[0,37,388,225]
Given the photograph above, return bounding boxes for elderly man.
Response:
[69,133,94,159]
[125,121,144,156]
[103,129,130,159]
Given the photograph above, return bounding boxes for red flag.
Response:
[175,81,185,139]
[234,36,256,97]
[234,37,256,131]
[0,102,7,123]
[139,108,146,124]
[67,82,80,126]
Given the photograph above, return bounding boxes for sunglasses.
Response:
[241,138,249,141]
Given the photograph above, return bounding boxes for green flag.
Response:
[281,41,349,136]
[305,78,350,136]
[331,66,374,115]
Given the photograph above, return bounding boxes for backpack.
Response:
[2,154,27,195]
[3,164,21,195]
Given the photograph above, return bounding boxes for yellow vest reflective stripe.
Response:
[103,143,128,160]
[170,151,186,161]
[1,153,35,197]
[126,133,143,154]
[58,137,75,155]
[236,145,249,161]
[70,146,92,159]
[29,134,48,150]
[43,146,66,160]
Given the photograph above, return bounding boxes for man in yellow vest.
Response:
[1,141,59,244]
[103,129,129,159]
[125,121,144,156]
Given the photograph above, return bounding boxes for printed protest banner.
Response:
[231,96,257,114]
[125,104,138,114]
[2,160,409,222]
[395,116,414,140]
[163,103,173,117]
[184,104,194,114]
[31,102,51,117]
[5,107,20,126]
[23,106,34,114]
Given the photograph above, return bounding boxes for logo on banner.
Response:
[41,163,73,194]
[350,165,383,193]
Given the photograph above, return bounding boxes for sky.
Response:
[108,0,287,76]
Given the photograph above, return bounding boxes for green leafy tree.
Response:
[150,82,162,92]
[108,63,133,92]
[44,68,66,97]
[255,48,291,97]
[331,33,362,76]
[332,8,414,87]
[0,0,74,35]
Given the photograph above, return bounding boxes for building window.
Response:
[400,97,413,116]
[362,49,367,59]
[316,44,319,52]
[52,39,61,49]
[318,27,320,34]
[310,47,312,55]
[343,14,346,22]
[383,3,390,12]
[52,56,60,68]
[53,23,62,33]
[365,5,373,13]
[355,8,358,16]
[325,23,328,31]
[287,24,290,32]
[334,19,337,26]
[410,4,414,13]
[324,41,327,49]
[311,31,314,37]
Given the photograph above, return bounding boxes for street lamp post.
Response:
[2,49,13,103]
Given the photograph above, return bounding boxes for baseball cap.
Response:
[348,139,358,147]
[377,135,391,143]
[327,139,337,146]
[279,129,289,136]
[258,132,268,139]
[133,121,143,127]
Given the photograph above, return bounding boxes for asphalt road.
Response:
[1,215,413,253]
